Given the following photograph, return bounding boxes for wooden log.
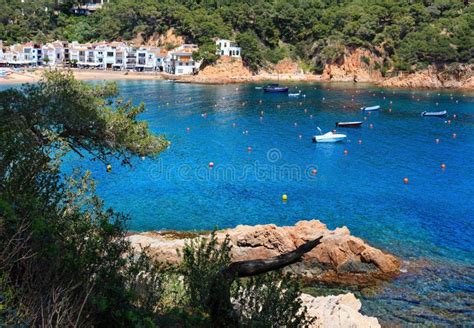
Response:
[223,236,323,278]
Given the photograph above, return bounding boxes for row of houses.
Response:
[0,39,241,75]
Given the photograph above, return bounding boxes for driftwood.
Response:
[209,236,323,327]
[223,236,323,278]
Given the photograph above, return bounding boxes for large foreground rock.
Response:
[300,293,380,328]
[128,220,400,285]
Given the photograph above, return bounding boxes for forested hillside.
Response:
[1,0,472,73]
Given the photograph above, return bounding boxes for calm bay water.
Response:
[4,80,473,324]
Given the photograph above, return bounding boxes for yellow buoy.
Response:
[282,194,288,201]
[106,164,112,173]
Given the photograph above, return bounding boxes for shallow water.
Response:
[4,80,473,324]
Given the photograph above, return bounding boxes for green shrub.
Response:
[361,55,371,65]
[234,273,314,328]
[181,230,232,313]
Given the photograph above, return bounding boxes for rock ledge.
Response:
[129,220,400,285]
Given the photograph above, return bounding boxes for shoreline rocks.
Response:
[128,220,401,285]
[300,293,380,328]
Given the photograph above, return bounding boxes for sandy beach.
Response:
[0,68,166,84]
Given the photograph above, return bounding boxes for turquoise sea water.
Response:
[3,80,473,324]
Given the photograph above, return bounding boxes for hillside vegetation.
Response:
[1,1,473,72]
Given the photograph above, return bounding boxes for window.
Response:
[221,50,224,55]
[224,43,227,47]
[236,50,240,56]
[107,52,114,57]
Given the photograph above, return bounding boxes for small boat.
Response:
[312,127,347,143]
[421,110,447,117]
[361,105,380,111]
[255,86,263,90]
[263,84,289,93]
[288,91,301,97]
[336,121,363,128]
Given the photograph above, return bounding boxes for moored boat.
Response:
[263,84,289,93]
[421,110,447,117]
[288,91,301,97]
[336,121,363,128]
[312,127,347,143]
[361,105,380,111]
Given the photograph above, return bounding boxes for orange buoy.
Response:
[311,169,317,175]
[358,139,362,144]
[452,133,457,139]
[304,108,308,113]
[447,120,451,124]
[369,123,374,129]
[186,127,190,132]
[441,163,446,170]
[403,178,409,184]
[209,162,214,168]
[344,149,348,155]
[453,114,457,119]
[247,146,252,152]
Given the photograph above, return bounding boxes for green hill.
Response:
[1,0,472,73]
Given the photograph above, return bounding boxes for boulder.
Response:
[300,293,380,328]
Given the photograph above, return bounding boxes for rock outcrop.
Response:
[321,48,383,83]
[380,65,474,89]
[300,293,380,328]
[190,56,253,83]
[129,220,400,285]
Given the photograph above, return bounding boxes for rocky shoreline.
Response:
[172,55,474,90]
[128,220,396,326]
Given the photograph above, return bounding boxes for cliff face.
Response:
[128,220,400,285]
[321,48,384,82]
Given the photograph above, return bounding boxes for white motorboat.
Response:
[421,110,447,117]
[361,105,380,111]
[288,91,301,97]
[312,127,347,143]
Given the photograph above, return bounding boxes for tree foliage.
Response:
[0,71,168,326]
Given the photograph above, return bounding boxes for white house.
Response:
[42,41,65,66]
[216,39,241,58]
[165,44,200,75]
